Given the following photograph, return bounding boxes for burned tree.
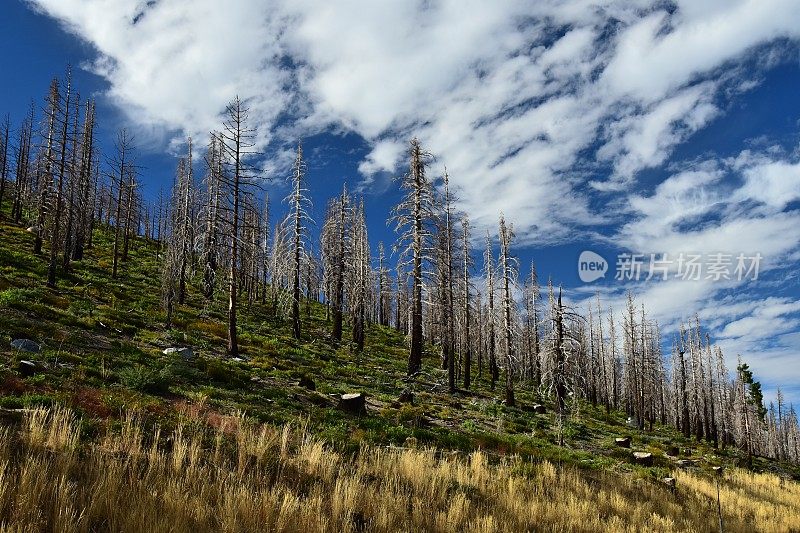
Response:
[108,129,135,279]
[284,142,313,339]
[391,138,435,375]
[321,185,351,341]
[218,96,259,356]
[460,218,474,390]
[497,215,517,407]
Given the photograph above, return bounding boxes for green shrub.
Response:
[118,365,173,394]
[0,396,24,409]
[0,288,39,308]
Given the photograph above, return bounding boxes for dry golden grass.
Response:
[0,406,797,532]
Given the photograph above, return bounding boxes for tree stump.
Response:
[298,375,316,390]
[18,360,37,378]
[532,404,547,414]
[632,451,653,466]
[615,437,631,448]
[666,445,679,457]
[339,393,366,415]
[398,389,414,404]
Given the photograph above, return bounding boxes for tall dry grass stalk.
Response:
[0,405,796,532]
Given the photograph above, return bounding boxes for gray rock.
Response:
[163,347,194,360]
[11,339,40,353]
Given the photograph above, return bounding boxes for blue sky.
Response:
[3,0,800,407]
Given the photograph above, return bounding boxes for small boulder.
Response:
[532,404,547,414]
[11,339,40,353]
[163,347,193,360]
[632,452,653,466]
[298,375,316,390]
[339,393,366,415]
[615,437,632,448]
[18,360,37,377]
[398,389,414,404]
[662,477,676,491]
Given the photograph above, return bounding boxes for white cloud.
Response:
[597,84,719,183]
[601,0,800,103]
[357,139,406,177]
[26,0,290,149]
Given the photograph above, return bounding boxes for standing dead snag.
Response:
[523,262,541,387]
[218,96,259,356]
[349,199,371,351]
[35,79,60,256]
[71,100,96,262]
[177,139,193,304]
[12,105,35,225]
[321,185,351,342]
[498,215,517,407]
[391,138,435,376]
[160,141,194,325]
[284,142,313,340]
[438,169,457,392]
[376,242,391,327]
[46,70,73,288]
[109,129,136,279]
[201,134,223,302]
[483,231,499,389]
[0,114,10,212]
[461,218,474,390]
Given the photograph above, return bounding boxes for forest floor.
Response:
[0,206,799,531]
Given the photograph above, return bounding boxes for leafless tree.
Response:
[497,215,518,406]
[391,138,435,375]
[284,142,313,339]
[321,185,351,341]
[483,231,499,389]
[0,114,10,212]
[217,96,259,356]
[460,218,474,390]
[108,129,136,279]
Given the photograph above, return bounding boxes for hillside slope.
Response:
[0,212,799,531]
